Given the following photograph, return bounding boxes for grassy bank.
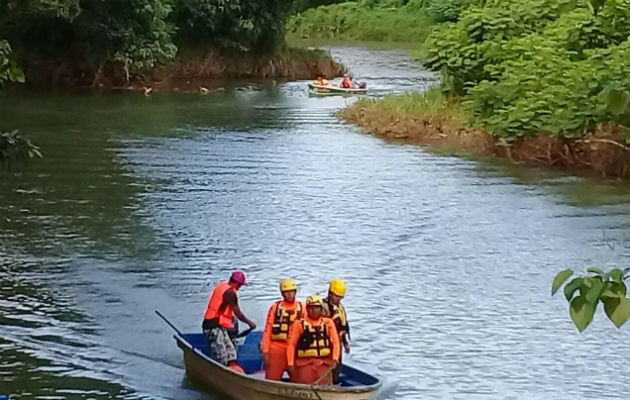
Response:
[343,91,630,179]
[287,1,436,43]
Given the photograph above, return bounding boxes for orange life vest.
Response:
[327,300,349,340]
[271,301,303,341]
[296,319,332,358]
[203,281,236,328]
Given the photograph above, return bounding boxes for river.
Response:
[1,45,629,400]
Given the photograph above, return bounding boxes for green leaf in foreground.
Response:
[603,297,630,328]
[609,268,624,283]
[584,280,604,304]
[586,267,604,274]
[569,296,595,332]
[564,278,583,302]
[552,269,573,295]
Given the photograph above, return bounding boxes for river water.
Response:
[1,46,629,400]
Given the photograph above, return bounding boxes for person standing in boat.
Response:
[261,278,304,380]
[286,295,340,384]
[323,278,350,384]
[202,270,256,366]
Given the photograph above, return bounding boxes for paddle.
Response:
[155,310,183,336]
[310,363,338,400]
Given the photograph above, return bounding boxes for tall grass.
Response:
[351,89,466,124]
[287,2,436,43]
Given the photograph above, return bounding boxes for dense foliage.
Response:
[423,0,630,140]
[173,0,295,53]
[0,0,298,84]
[552,267,630,332]
[0,40,23,86]
[287,0,436,42]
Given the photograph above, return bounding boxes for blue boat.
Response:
[174,331,382,400]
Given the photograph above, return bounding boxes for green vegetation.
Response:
[334,0,629,169]
[0,130,42,172]
[423,0,630,141]
[552,267,630,331]
[287,0,436,43]
[351,88,465,122]
[1,42,40,172]
[0,0,302,85]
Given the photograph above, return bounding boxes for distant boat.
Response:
[308,82,368,95]
[174,331,382,400]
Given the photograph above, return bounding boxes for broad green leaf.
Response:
[552,269,573,295]
[585,280,604,304]
[603,297,630,328]
[569,296,595,332]
[604,89,630,115]
[586,267,604,275]
[564,278,583,302]
[609,269,623,283]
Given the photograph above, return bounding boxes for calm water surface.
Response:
[1,46,629,400]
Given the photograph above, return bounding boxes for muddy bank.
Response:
[342,103,630,180]
[21,48,345,91]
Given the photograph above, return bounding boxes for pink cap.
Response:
[230,270,249,286]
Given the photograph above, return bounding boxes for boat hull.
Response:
[176,333,380,400]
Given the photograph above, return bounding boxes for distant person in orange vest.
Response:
[323,278,350,384]
[340,74,354,89]
[202,270,256,366]
[286,295,340,384]
[261,279,304,380]
[315,76,330,86]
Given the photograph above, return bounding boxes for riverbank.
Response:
[287,1,435,43]
[342,92,630,180]
[22,47,345,91]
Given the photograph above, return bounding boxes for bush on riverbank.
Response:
[334,0,629,177]
[287,1,436,43]
[423,0,630,141]
[0,0,338,87]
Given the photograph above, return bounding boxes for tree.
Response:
[552,267,630,332]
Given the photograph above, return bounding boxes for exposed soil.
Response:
[342,105,630,180]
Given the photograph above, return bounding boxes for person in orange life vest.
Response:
[340,74,354,89]
[286,295,340,385]
[202,270,256,366]
[323,278,350,384]
[261,278,305,380]
[315,76,330,86]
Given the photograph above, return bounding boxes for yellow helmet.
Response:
[329,279,346,296]
[306,295,324,307]
[279,278,297,292]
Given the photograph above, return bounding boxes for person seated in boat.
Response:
[315,76,330,86]
[286,295,340,385]
[202,270,256,366]
[340,74,354,89]
[323,279,350,384]
[261,279,304,381]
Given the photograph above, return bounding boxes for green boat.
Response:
[308,83,368,95]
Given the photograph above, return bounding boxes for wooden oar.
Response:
[310,362,338,400]
[154,310,183,336]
